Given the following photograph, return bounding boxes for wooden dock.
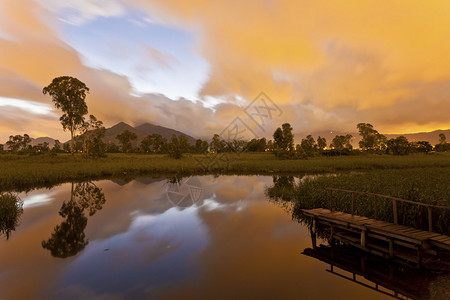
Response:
[302,188,450,268]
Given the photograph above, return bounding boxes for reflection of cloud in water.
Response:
[53,206,208,299]
[22,191,57,208]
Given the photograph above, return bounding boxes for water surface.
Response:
[0,175,433,299]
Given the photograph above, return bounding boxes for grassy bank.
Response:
[266,167,450,234]
[0,152,449,191]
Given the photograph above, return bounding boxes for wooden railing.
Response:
[326,188,450,232]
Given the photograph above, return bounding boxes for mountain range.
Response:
[102,122,197,145]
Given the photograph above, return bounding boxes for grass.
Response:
[0,152,449,191]
[266,167,450,235]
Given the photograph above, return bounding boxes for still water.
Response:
[0,176,438,299]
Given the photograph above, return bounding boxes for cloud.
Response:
[36,0,126,25]
[129,0,450,133]
[1,0,449,143]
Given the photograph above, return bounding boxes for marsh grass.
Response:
[266,167,449,235]
[0,152,449,192]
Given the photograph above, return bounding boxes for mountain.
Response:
[384,129,450,145]
[31,137,57,148]
[103,122,197,145]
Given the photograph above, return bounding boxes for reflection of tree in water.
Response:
[42,182,106,258]
[265,175,296,202]
[0,192,23,240]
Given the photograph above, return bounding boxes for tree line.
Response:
[270,122,449,159]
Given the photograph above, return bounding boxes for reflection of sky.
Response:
[0,176,393,300]
[61,13,209,100]
[53,206,208,299]
[21,190,58,208]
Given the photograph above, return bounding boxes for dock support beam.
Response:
[392,200,398,225]
[361,230,366,248]
[389,239,394,258]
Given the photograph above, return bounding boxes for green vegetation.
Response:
[0,152,449,191]
[0,192,23,240]
[266,167,450,235]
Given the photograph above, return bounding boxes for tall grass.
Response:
[0,152,449,192]
[266,168,450,235]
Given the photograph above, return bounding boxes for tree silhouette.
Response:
[42,181,106,258]
[116,130,137,153]
[43,76,89,156]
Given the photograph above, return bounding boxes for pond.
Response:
[0,175,443,299]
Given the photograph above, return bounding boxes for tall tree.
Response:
[210,134,225,153]
[300,135,316,155]
[116,130,137,153]
[80,115,105,157]
[357,123,386,151]
[168,134,189,159]
[43,76,89,156]
[317,136,327,150]
[330,134,353,151]
[387,136,410,155]
[439,133,446,144]
[6,134,31,152]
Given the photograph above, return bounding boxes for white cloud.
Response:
[36,0,126,25]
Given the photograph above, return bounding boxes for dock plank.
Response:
[302,208,450,249]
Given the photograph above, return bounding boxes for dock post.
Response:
[329,189,333,212]
[361,229,366,248]
[373,195,378,220]
[417,246,423,268]
[351,192,355,216]
[311,218,317,250]
[427,207,433,232]
[393,199,398,225]
[389,239,394,258]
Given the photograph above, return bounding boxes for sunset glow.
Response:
[1,0,449,142]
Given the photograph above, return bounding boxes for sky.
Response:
[1,0,449,143]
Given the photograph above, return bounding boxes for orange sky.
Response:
[1,0,449,142]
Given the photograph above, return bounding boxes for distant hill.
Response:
[103,122,197,145]
[31,137,57,148]
[384,129,450,145]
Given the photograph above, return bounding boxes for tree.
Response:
[150,134,168,153]
[116,130,137,153]
[194,139,209,153]
[80,115,105,157]
[247,138,267,152]
[357,123,386,151]
[272,123,302,159]
[300,135,316,155]
[33,142,50,153]
[167,134,189,159]
[80,115,104,156]
[413,141,433,154]
[53,140,61,152]
[141,134,168,153]
[438,133,446,144]
[330,134,353,151]
[317,136,327,151]
[210,134,225,153]
[140,135,153,153]
[6,134,31,152]
[42,182,105,258]
[43,76,89,156]
[387,136,410,155]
